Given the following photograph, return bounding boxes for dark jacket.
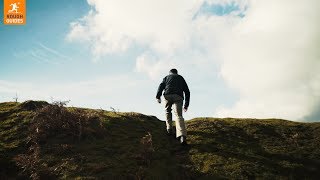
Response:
[156,74,190,108]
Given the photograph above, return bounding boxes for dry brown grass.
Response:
[14,101,106,179]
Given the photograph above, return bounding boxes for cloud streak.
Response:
[13,42,71,65]
[38,42,72,61]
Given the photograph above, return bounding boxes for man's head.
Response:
[169,69,178,74]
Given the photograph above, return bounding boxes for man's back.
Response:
[156,73,190,108]
[163,74,186,95]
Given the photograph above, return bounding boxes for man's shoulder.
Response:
[176,74,185,80]
[166,74,183,78]
[164,74,185,82]
[163,74,180,80]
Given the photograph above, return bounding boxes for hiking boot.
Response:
[179,135,187,146]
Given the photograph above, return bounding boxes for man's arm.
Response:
[183,78,190,109]
[156,77,166,100]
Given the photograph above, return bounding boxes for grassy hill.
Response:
[1,101,320,179]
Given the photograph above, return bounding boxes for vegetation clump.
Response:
[19,100,49,111]
[14,101,106,179]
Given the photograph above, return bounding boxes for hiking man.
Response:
[156,69,190,145]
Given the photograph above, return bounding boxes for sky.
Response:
[0,0,319,122]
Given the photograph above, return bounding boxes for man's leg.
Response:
[173,95,187,138]
[164,96,173,132]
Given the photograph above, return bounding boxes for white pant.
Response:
[164,94,187,137]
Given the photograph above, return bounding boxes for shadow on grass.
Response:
[187,122,320,179]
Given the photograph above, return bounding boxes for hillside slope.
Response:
[1,101,320,179]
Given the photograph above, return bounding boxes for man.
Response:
[156,68,190,145]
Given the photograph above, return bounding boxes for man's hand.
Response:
[156,98,161,104]
[184,107,188,112]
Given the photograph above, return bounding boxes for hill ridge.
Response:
[1,100,320,179]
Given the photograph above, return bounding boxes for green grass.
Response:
[0,101,320,179]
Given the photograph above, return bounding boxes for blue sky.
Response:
[0,0,149,83]
[1,0,89,81]
[1,0,139,81]
[1,0,319,121]
[194,1,246,19]
[0,0,239,120]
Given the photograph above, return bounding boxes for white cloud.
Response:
[67,0,320,121]
[0,76,140,108]
[214,0,320,120]
[135,53,172,80]
[67,0,203,57]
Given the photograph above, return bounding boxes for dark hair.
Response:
[169,69,178,74]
